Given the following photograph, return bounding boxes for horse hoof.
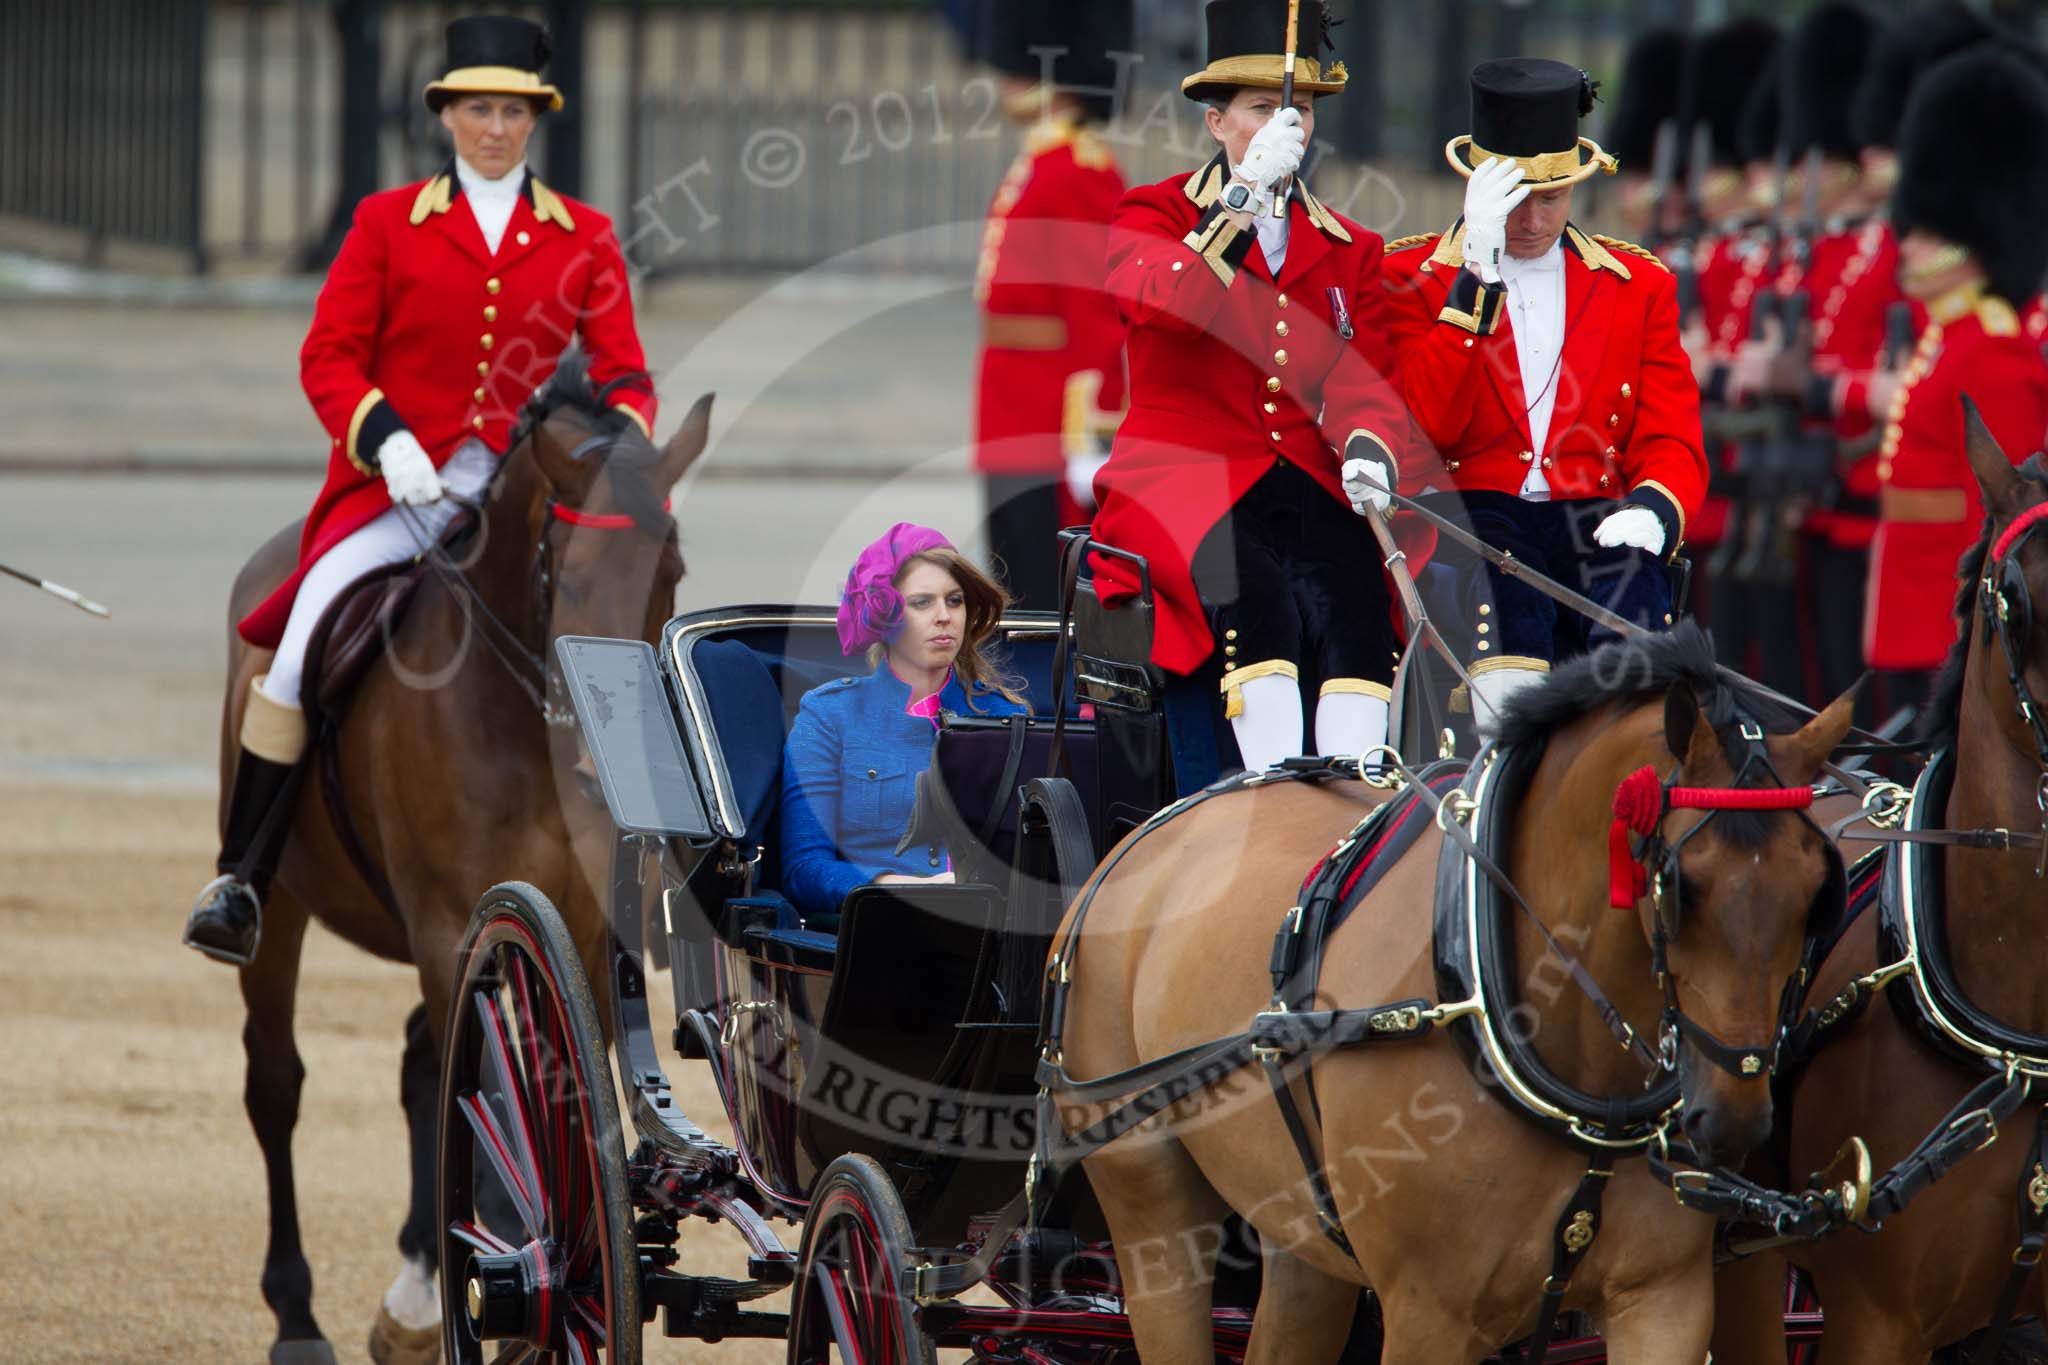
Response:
[269,1340,339,1365]
[368,1304,442,1365]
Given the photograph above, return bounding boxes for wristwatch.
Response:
[1222,181,1256,214]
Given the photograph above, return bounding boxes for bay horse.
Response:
[1055,625,1855,1364]
[1710,408,2048,1364]
[217,354,710,1365]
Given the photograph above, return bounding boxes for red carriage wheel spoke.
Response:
[458,1090,542,1241]
[503,950,562,1209]
[813,1255,865,1365]
[474,989,550,1229]
[569,1293,609,1344]
[450,1219,519,1259]
[564,1326,600,1365]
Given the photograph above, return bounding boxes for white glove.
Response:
[1593,505,1667,557]
[1066,452,1110,511]
[1460,157,1532,286]
[1341,456,1392,516]
[377,430,444,506]
[1232,107,1306,195]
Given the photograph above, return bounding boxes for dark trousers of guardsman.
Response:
[1191,458,1399,737]
[1431,490,1674,667]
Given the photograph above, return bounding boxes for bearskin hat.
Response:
[1604,27,1688,174]
[1852,3,2001,152]
[1894,46,2048,304]
[1677,19,1781,170]
[1781,2,1880,161]
[1738,50,1783,167]
[978,0,1134,120]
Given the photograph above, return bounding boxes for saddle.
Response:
[299,509,478,722]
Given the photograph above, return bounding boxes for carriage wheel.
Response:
[438,882,640,1365]
[787,1155,936,1365]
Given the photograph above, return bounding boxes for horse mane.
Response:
[1494,620,1810,848]
[1919,455,2048,751]
[503,347,672,538]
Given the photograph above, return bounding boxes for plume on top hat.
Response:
[1894,46,2048,305]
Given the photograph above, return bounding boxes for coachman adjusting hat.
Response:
[424,16,563,113]
[1182,0,1348,103]
[979,0,1135,121]
[1894,46,2048,306]
[1446,58,1616,188]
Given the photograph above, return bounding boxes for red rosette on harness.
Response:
[1610,765,1662,909]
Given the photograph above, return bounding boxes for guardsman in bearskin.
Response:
[182,16,656,963]
[1602,26,1689,255]
[1088,0,1411,773]
[1381,59,1707,734]
[972,0,1132,609]
[1864,47,2048,704]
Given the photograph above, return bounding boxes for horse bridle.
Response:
[1978,498,2048,872]
[1610,716,1829,1082]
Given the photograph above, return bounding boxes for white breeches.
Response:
[259,441,498,708]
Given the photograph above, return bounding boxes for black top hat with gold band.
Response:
[1445,58,1616,188]
[1182,0,1348,103]
[424,16,562,113]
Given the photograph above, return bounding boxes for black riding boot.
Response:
[183,746,301,965]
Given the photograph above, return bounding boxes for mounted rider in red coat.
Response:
[1381,58,1707,736]
[971,0,1131,610]
[184,15,656,965]
[1864,47,2048,698]
[1089,0,1411,774]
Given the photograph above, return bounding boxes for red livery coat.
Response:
[1087,157,1413,676]
[973,119,1128,487]
[239,166,656,649]
[1380,224,1708,554]
[1864,294,2048,670]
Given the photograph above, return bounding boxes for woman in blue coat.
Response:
[780,524,1030,919]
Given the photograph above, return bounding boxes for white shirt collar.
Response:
[455,156,526,202]
[1500,240,1564,279]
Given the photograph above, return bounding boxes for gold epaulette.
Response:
[1592,234,1668,271]
[1979,295,2021,337]
[1383,233,1433,254]
[1071,126,1114,171]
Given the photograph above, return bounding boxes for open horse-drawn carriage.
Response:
[431,503,1869,1365]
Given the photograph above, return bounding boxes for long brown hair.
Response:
[871,547,1029,712]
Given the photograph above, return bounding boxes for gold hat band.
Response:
[426,66,564,112]
[1446,135,1617,186]
[1181,54,1349,95]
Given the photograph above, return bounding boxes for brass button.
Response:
[1478,604,1491,616]
[1464,338,1474,349]
[1264,401,1278,414]
[471,416,484,430]
[1267,377,1282,393]
[1225,645,1237,657]
[1608,414,1619,427]
[1275,321,1290,337]
[1270,431,1283,442]
[1620,383,1632,398]
[515,230,530,246]
[1447,460,1460,471]
[1274,350,1289,366]
[481,333,495,350]
[1542,457,1554,469]
[1476,640,1491,652]
[477,361,490,377]
[1600,474,1612,488]
[486,278,501,295]
[1172,261,1184,273]
[1277,294,1289,308]
[483,305,498,322]
[1224,661,1236,672]
[1225,629,1238,640]
[1664,613,1675,625]
[1519,450,1533,464]
[473,387,486,402]
[1476,623,1490,635]
[867,768,878,779]
[1605,445,1617,456]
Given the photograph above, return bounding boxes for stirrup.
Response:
[183,873,263,967]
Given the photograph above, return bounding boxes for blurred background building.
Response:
[3,0,2042,279]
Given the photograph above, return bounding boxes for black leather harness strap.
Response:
[1971,1105,2048,1365]
[1505,1150,1616,1365]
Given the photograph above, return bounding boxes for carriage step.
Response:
[746,1253,797,1286]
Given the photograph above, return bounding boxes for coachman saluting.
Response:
[1383,60,1707,734]
[183,15,656,963]
[1864,47,2048,702]
[1090,0,1411,774]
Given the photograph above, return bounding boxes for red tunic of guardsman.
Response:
[1380,58,1706,734]
[970,1,1133,609]
[1865,47,2048,680]
[1090,0,1414,775]
[185,15,654,968]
